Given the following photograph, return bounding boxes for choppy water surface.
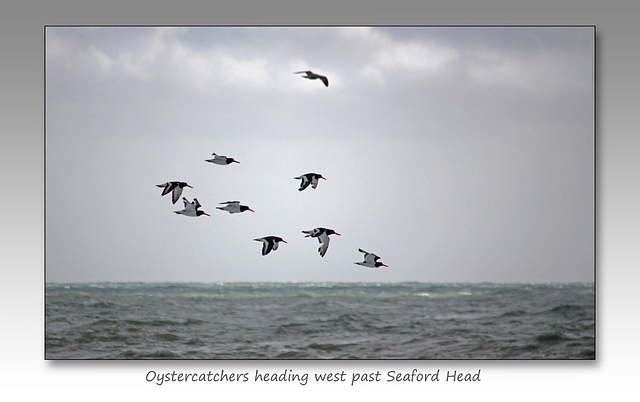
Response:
[45,282,595,359]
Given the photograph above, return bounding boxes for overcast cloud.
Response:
[45,26,594,283]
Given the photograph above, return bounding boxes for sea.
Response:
[45,282,595,360]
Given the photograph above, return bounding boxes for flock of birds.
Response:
[156,71,388,269]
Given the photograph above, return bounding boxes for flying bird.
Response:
[295,173,326,191]
[174,197,210,217]
[206,153,240,165]
[216,201,255,214]
[253,236,287,256]
[294,70,329,87]
[157,181,193,204]
[303,227,341,257]
[355,249,388,268]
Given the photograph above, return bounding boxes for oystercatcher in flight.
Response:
[294,70,329,87]
[302,227,341,257]
[355,249,388,268]
[295,173,326,191]
[157,181,193,204]
[216,201,255,214]
[174,197,210,217]
[206,153,240,165]
[253,236,287,256]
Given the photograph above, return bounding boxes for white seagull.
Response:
[303,227,341,257]
[295,173,326,191]
[253,236,287,256]
[206,153,240,165]
[216,201,255,214]
[294,70,329,87]
[157,181,193,204]
[355,249,388,268]
[174,197,211,217]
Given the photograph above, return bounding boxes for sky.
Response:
[45,26,594,283]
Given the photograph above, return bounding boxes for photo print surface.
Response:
[45,26,595,359]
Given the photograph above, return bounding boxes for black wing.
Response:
[263,239,274,255]
[160,182,176,196]
[171,186,182,204]
[298,176,311,191]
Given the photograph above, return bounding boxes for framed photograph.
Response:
[45,26,595,360]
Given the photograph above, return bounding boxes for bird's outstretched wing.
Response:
[296,175,311,191]
[171,186,183,204]
[303,228,320,238]
[262,240,273,255]
[158,182,173,196]
[318,237,330,257]
[363,253,378,265]
[318,233,331,257]
[255,237,276,256]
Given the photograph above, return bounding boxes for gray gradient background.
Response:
[0,0,636,401]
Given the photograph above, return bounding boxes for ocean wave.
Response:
[499,310,529,317]
[535,332,568,342]
[550,304,588,313]
[45,282,595,360]
[122,318,201,327]
[116,349,183,359]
